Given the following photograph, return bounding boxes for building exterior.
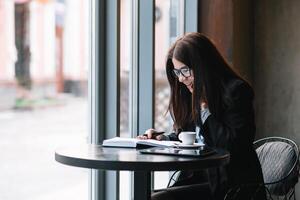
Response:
[0,0,89,110]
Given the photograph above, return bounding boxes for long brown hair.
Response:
[166,32,250,129]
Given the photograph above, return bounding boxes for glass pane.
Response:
[120,0,132,199]
[154,0,184,189]
[120,0,132,138]
[0,0,89,199]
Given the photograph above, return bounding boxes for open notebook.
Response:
[102,137,181,148]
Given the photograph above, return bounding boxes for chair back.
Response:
[253,137,299,196]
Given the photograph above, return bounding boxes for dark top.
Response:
[167,79,266,200]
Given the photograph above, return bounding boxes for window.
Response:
[154,0,184,189]
[0,0,90,199]
[91,0,191,199]
[91,0,199,198]
[120,0,133,199]
[0,0,197,199]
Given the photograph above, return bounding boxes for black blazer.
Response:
[171,79,266,200]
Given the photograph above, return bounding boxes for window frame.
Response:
[89,0,120,200]
[89,0,198,199]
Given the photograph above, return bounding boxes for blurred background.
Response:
[0,0,89,199]
[1,0,300,199]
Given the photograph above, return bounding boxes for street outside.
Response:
[0,96,89,200]
[0,95,170,200]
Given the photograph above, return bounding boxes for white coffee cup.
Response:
[178,131,196,145]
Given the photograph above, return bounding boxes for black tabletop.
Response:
[55,144,230,171]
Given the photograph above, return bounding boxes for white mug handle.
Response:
[178,133,183,141]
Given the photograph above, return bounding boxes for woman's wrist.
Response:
[158,135,170,141]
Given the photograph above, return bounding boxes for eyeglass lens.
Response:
[173,66,191,78]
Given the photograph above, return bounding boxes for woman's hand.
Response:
[136,128,165,140]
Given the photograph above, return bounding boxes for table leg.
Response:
[133,171,151,200]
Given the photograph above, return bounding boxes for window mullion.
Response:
[90,0,120,200]
[184,0,199,33]
[89,0,106,200]
[138,0,155,133]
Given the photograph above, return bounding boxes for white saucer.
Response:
[174,143,204,148]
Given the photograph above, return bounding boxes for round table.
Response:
[55,144,230,200]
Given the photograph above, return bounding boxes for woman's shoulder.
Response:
[223,78,254,104]
[225,78,253,94]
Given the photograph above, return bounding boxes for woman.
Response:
[141,33,266,200]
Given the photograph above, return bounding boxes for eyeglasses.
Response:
[172,66,192,78]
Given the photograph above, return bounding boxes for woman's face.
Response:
[172,58,194,93]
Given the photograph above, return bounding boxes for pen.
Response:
[143,131,165,138]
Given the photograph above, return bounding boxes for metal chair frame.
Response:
[167,137,299,200]
[253,136,300,200]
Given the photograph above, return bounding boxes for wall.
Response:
[217,0,300,195]
[200,0,300,153]
[254,0,300,196]
[198,0,254,84]
[254,0,300,141]
[199,0,233,65]
[0,1,15,82]
[232,0,254,83]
